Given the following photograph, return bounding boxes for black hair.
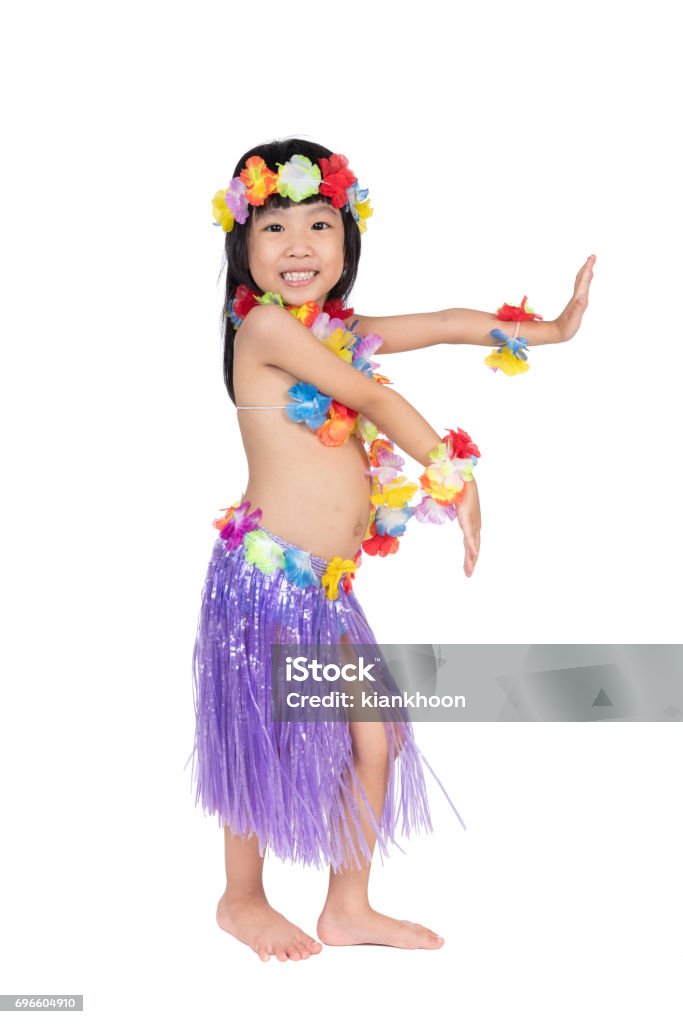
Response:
[217,138,363,404]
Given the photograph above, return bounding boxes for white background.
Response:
[1,0,682,1021]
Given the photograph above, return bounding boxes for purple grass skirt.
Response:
[187,523,465,871]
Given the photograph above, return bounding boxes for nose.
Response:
[285,227,314,258]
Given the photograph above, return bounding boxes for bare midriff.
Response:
[233,333,373,563]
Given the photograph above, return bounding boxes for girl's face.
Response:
[246,199,345,307]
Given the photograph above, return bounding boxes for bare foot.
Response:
[217,891,323,962]
[317,905,444,949]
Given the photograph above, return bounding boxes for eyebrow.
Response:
[258,201,339,219]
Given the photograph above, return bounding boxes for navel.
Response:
[353,523,364,536]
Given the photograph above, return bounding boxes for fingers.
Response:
[575,254,596,292]
[463,533,480,577]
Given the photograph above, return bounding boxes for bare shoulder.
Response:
[233,309,298,407]
[237,303,291,341]
[237,304,318,371]
[234,304,289,366]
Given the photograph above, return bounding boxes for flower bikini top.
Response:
[227,285,481,560]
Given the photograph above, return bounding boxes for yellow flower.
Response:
[355,415,379,444]
[323,326,355,363]
[427,441,447,462]
[369,476,418,509]
[484,348,530,376]
[355,197,373,234]
[321,556,357,600]
[211,189,235,232]
[362,506,377,542]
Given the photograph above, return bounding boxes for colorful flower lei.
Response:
[213,500,360,600]
[484,295,543,376]
[227,290,480,560]
[212,152,373,234]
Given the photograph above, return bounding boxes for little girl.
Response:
[189,137,595,963]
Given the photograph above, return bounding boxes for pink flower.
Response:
[218,500,262,550]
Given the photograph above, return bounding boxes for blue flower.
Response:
[374,505,414,538]
[286,381,333,429]
[226,297,243,329]
[489,328,529,361]
[352,355,376,377]
[283,547,319,588]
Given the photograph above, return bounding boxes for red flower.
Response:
[342,572,354,594]
[361,522,400,557]
[323,298,355,321]
[319,153,357,209]
[496,295,543,322]
[233,285,259,320]
[341,546,363,592]
[442,427,481,461]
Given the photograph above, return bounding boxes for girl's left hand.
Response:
[456,477,481,577]
[553,254,597,342]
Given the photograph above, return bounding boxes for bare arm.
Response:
[348,255,596,355]
[239,305,445,466]
[348,308,560,355]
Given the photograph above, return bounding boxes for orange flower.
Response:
[288,301,320,327]
[239,156,278,206]
[316,401,357,446]
[212,505,235,530]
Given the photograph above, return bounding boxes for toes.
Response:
[258,946,270,962]
[402,921,445,945]
[409,921,442,939]
[273,943,288,962]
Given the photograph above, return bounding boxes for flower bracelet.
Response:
[414,428,480,523]
[484,295,543,376]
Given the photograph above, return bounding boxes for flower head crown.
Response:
[212,152,373,235]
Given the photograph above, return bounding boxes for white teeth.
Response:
[282,271,317,281]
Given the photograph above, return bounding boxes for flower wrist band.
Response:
[416,428,480,515]
[484,295,544,376]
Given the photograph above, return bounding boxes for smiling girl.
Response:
[188,137,595,963]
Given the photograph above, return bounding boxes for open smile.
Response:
[280,271,319,285]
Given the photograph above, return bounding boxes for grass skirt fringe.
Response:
[187,528,464,872]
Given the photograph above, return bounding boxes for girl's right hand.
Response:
[553,255,596,342]
[455,477,481,577]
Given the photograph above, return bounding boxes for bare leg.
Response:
[316,719,445,949]
[216,827,323,962]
